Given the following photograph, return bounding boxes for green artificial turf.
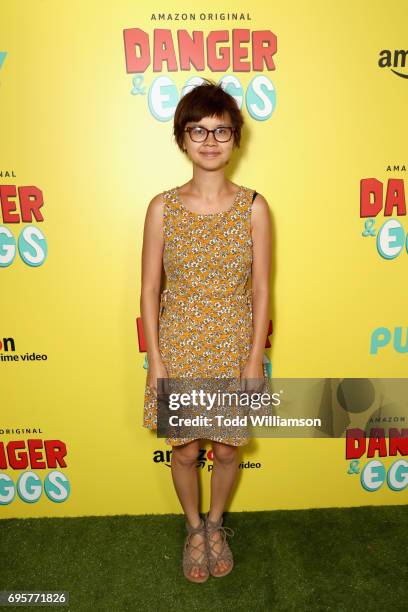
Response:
[1,505,407,611]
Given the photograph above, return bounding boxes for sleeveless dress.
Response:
[142,184,266,447]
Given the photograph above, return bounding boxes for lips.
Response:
[200,151,220,157]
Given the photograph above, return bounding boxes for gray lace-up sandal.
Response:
[204,512,235,577]
[183,517,209,583]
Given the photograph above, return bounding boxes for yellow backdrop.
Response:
[1,0,407,518]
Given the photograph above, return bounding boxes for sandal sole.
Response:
[209,564,234,578]
[183,572,209,583]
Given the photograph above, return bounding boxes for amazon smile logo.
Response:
[378,49,408,78]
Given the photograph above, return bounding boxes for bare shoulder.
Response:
[144,190,166,225]
[251,192,270,225]
[251,191,269,212]
[147,191,166,213]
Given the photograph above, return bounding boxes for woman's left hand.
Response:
[240,356,265,392]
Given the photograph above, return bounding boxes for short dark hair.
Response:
[173,78,244,153]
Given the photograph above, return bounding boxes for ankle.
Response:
[207,511,222,523]
[187,515,202,529]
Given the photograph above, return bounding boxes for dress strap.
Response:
[162,188,181,239]
[162,188,181,213]
[161,189,170,237]
[162,188,178,215]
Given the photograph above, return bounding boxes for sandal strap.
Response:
[183,518,208,572]
[204,514,234,567]
[206,525,234,549]
[185,517,205,535]
[205,514,235,537]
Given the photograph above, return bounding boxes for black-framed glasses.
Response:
[184,126,235,143]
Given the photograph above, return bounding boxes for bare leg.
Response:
[208,441,240,575]
[171,440,206,579]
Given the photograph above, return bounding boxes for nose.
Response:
[205,131,217,144]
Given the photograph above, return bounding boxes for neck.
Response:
[188,166,231,198]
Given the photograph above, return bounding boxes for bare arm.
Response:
[140,193,165,367]
[248,193,272,364]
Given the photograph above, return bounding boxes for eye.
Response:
[191,127,206,135]
[215,127,228,135]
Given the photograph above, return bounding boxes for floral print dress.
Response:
[143,184,266,446]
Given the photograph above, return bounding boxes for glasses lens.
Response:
[214,127,233,142]
[190,127,207,142]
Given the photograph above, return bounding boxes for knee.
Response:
[172,441,200,467]
[212,443,238,466]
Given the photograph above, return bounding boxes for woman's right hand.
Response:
[147,359,169,395]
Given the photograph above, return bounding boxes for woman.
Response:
[140,79,271,582]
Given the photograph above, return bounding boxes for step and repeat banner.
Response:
[1,1,407,518]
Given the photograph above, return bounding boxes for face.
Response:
[182,113,235,169]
